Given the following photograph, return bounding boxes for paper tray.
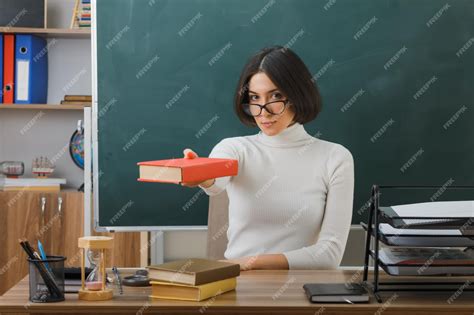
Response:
[379,204,474,229]
[378,262,474,276]
[373,249,474,276]
[378,224,474,247]
[379,235,474,247]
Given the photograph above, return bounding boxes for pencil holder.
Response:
[28,255,66,303]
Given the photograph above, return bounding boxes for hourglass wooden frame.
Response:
[78,236,114,301]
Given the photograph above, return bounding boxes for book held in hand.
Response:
[137,157,238,184]
[303,283,369,303]
[147,258,240,286]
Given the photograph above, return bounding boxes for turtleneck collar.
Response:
[255,122,313,148]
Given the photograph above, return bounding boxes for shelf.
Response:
[0,27,91,39]
[0,104,90,111]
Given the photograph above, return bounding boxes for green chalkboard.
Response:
[95,0,474,229]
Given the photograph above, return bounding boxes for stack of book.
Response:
[71,0,91,29]
[147,258,240,301]
[0,177,66,192]
[60,95,92,106]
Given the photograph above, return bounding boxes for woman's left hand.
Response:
[219,256,258,271]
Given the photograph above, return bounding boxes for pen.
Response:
[37,240,50,270]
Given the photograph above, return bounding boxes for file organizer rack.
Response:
[362,185,474,303]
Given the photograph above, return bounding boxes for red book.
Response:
[137,157,238,184]
[3,34,15,103]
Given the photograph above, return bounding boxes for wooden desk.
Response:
[1,270,473,314]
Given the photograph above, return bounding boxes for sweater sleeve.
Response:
[199,138,240,196]
[282,144,354,270]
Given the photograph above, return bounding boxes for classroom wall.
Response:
[0,0,364,267]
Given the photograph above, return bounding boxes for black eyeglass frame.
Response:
[242,99,291,117]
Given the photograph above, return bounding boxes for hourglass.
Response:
[78,236,113,301]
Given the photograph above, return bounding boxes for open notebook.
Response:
[381,200,474,228]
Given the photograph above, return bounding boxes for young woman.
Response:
[182,46,354,271]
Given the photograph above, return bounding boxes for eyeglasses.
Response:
[242,99,290,117]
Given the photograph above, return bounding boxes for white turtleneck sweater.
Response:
[199,123,354,270]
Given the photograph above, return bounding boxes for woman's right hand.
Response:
[181,148,216,188]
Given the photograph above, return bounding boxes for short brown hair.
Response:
[234,46,322,127]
